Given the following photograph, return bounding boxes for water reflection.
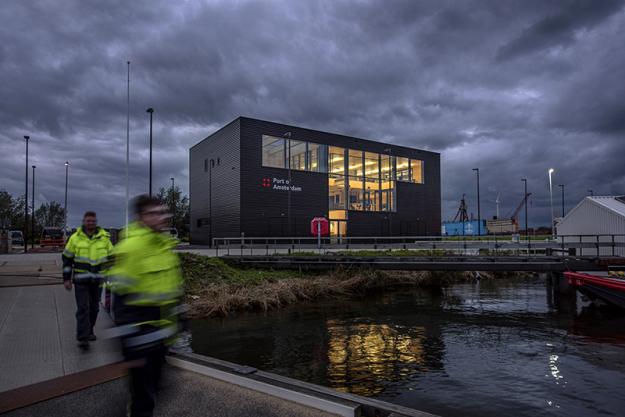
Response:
[189,276,625,417]
[326,322,428,395]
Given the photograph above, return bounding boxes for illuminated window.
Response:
[364,178,380,211]
[396,157,410,182]
[348,149,364,177]
[381,154,394,181]
[329,146,345,174]
[410,159,424,184]
[262,135,285,168]
[329,175,346,210]
[348,176,364,211]
[364,152,380,179]
[381,180,395,212]
[307,143,328,173]
[289,140,306,171]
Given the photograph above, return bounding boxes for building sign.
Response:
[261,177,302,192]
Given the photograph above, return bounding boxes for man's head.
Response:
[82,211,97,233]
[133,195,170,232]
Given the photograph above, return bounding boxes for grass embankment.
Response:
[180,253,512,318]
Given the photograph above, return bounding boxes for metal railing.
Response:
[207,234,625,258]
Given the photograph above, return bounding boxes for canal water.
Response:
[187,276,625,417]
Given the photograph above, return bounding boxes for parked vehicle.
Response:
[40,227,65,247]
[9,230,24,246]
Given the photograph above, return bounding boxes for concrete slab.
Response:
[0,285,121,392]
[4,366,340,417]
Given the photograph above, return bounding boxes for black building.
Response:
[189,117,440,245]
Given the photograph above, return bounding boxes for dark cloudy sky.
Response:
[1,0,624,229]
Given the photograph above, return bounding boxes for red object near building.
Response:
[310,217,329,236]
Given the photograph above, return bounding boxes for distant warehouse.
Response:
[557,196,625,257]
[189,117,441,245]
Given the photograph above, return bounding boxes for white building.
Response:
[556,196,625,257]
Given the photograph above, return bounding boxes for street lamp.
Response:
[24,135,30,253]
[284,131,292,237]
[558,184,565,218]
[521,178,528,239]
[170,177,175,228]
[31,165,36,249]
[146,108,154,197]
[472,168,481,236]
[64,161,69,230]
[548,168,555,239]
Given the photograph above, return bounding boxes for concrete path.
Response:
[0,285,121,392]
[0,253,62,287]
[4,366,339,417]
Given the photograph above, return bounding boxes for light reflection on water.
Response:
[188,276,625,417]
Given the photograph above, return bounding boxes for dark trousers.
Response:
[74,282,102,341]
[128,346,166,417]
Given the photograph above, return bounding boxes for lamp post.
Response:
[472,168,481,236]
[208,159,215,246]
[31,165,36,249]
[558,184,565,218]
[64,161,69,230]
[24,135,30,253]
[548,168,555,239]
[146,108,154,197]
[521,178,528,239]
[170,177,175,228]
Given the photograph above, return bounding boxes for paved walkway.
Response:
[0,284,121,392]
[4,366,339,417]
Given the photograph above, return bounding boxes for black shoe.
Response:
[88,334,97,341]
[78,340,90,349]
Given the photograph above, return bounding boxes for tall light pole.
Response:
[521,178,528,239]
[472,168,481,236]
[24,135,30,253]
[125,61,130,228]
[146,107,154,197]
[64,161,69,230]
[170,177,175,228]
[31,165,36,249]
[548,168,555,239]
[558,184,565,218]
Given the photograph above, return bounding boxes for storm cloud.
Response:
[1,0,624,228]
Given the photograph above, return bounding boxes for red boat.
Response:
[565,271,625,309]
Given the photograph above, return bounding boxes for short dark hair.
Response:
[83,211,97,219]
[133,194,162,215]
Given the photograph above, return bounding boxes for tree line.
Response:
[1,187,189,239]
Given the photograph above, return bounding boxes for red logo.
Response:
[262,178,271,188]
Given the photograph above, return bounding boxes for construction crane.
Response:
[453,194,469,222]
[510,192,531,230]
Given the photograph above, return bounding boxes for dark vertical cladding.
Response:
[189,119,240,244]
[190,116,441,242]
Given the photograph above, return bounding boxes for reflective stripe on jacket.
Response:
[62,227,113,282]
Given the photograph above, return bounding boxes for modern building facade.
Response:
[189,117,440,245]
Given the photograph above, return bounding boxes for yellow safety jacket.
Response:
[108,222,183,353]
[62,227,113,283]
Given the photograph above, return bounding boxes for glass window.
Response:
[410,159,424,184]
[348,149,364,177]
[307,143,328,173]
[262,135,285,168]
[289,140,306,171]
[396,157,410,181]
[381,154,394,180]
[364,152,380,179]
[329,175,346,210]
[381,181,396,212]
[329,210,347,220]
[363,178,380,211]
[329,146,345,174]
[348,176,364,211]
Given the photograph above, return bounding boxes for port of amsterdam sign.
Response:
[261,177,302,192]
